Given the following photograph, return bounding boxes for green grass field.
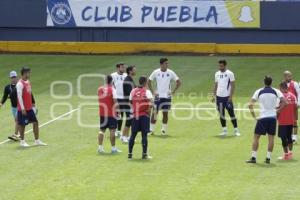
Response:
[1,54,300,200]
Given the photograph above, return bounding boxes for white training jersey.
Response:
[149,68,179,98]
[215,69,235,97]
[111,72,127,99]
[252,87,284,119]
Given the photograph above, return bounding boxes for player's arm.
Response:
[0,86,9,108]
[148,71,157,97]
[228,72,236,102]
[229,81,235,102]
[16,82,26,115]
[294,82,300,106]
[32,93,36,106]
[112,88,120,116]
[248,99,257,120]
[172,79,181,95]
[212,82,218,103]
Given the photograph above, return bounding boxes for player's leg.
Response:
[116,111,124,137]
[28,110,46,146]
[128,118,139,159]
[150,98,160,134]
[121,111,131,143]
[292,109,298,143]
[216,97,227,136]
[17,110,30,147]
[265,118,276,164]
[287,125,294,159]
[109,117,121,153]
[160,98,171,135]
[141,116,151,159]
[277,125,290,160]
[97,128,106,153]
[8,108,20,141]
[225,100,240,136]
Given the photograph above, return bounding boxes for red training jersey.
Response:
[17,79,33,111]
[278,92,297,125]
[288,81,297,99]
[98,85,117,117]
[130,87,152,117]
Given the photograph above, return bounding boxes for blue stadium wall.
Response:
[0,0,300,44]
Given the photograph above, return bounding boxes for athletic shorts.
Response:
[100,116,117,130]
[278,125,293,138]
[17,109,38,126]
[155,97,171,111]
[11,107,17,119]
[132,115,150,133]
[255,117,277,136]
[117,99,131,113]
[216,96,234,111]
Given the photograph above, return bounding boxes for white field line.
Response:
[171,107,259,111]
[0,108,79,145]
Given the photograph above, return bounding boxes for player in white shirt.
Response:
[246,76,287,164]
[212,60,240,136]
[111,62,128,140]
[283,71,300,143]
[148,58,181,135]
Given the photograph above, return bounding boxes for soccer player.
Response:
[97,75,122,154]
[277,81,297,160]
[283,71,300,143]
[212,60,240,136]
[111,62,127,137]
[16,67,46,147]
[128,76,153,159]
[0,71,36,141]
[121,65,136,143]
[148,58,181,135]
[246,76,287,164]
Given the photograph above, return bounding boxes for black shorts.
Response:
[155,97,171,111]
[278,125,293,138]
[216,96,234,111]
[255,117,277,136]
[131,115,150,133]
[17,109,38,126]
[117,99,131,113]
[100,116,117,130]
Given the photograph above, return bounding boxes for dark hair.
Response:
[218,59,227,66]
[106,75,113,84]
[160,58,168,65]
[279,81,288,90]
[116,62,124,68]
[264,75,273,86]
[126,65,135,74]
[21,67,31,75]
[139,76,148,86]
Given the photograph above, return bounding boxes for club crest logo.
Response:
[50,2,72,25]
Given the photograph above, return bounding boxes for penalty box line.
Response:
[0,108,79,145]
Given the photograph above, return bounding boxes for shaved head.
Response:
[283,70,293,82]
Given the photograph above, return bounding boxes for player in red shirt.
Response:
[283,71,300,143]
[16,67,47,147]
[97,75,122,154]
[128,76,153,159]
[277,81,297,160]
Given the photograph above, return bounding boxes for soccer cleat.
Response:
[234,129,241,137]
[120,136,129,143]
[20,141,30,148]
[265,158,271,164]
[115,131,122,137]
[128,153,133,160]
[161,129,167,136]
[278,154,290,160]
[245,157,256,164]
[97,147,105,154]
[111,148,122,154]
[219,130,227,136]
[8,134,20,141]
[288,152,293,159]
[148,131,154,136]
[142,154,152,160]
[34,140,47,146]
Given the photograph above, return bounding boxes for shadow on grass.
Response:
[96,152,123,157]
[276,159,298,164]
[213,135,237,139]
[151,134,176,139]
